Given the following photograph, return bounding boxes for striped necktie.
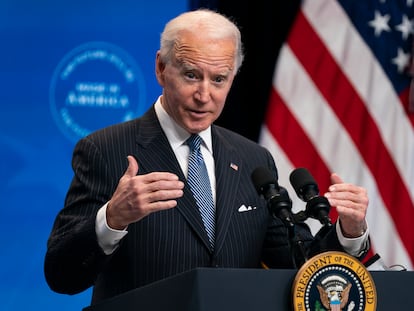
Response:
[186,134,215,248]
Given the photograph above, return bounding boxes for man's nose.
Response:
[194,81,210,102]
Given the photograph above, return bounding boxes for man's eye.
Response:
[214,76,226,83]
[185,72,197,79]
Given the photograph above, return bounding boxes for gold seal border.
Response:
[292,251,377,311]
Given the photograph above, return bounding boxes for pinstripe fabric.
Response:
[44,105,344,304]
[186,134,215,249]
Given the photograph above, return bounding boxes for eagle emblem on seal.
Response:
[317,275,352,310]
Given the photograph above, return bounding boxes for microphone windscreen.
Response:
[251,167,277,194]
[289,167,317,195]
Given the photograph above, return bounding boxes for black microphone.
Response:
[289,167,332,226]
[251,167,294,228]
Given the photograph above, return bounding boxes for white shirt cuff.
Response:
[336,221,369,257]
[95,202,128,255]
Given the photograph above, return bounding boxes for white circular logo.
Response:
[50,41,146,142]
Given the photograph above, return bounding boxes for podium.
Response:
[83,268,414,311]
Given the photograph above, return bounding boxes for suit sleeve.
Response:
[44,136,119,295]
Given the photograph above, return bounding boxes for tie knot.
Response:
[186,134,202,151]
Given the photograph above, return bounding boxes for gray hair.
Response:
[159,9,244,74]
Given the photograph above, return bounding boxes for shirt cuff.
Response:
[95,202,128,255]
[336,221,369,257]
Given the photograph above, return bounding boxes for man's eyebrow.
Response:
[180,62,196,70]
[176,59,233,76]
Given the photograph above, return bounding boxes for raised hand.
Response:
[106,155,184,230]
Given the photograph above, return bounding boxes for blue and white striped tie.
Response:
[186,134,215,248]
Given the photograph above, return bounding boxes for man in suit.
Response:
[44,8,370,305]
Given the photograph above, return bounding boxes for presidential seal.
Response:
[292,251,376,311]
[49,41,146,143]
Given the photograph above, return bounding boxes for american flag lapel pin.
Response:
[230,162,238,171]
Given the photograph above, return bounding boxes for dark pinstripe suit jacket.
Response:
[44,106,343,304]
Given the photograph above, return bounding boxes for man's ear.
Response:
[155,52,166,86]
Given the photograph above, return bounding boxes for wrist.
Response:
[340,220,367,238]
[106,201,127,230]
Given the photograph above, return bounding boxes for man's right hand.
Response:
[106,155,184,230]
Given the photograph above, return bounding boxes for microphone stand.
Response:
[287,221,308,269]
[290,197,334,267]
[267,190,308,269]
[293,197,333,229]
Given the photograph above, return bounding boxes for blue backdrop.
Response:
[0,1,187,310]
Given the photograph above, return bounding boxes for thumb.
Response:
[124,155,139,177]
[330,173,343,185]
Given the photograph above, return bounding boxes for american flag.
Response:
[259,0,414,270]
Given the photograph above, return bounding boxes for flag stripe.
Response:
[265,87,335,200]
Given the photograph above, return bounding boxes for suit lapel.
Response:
[133,107,212,250]
[212,127,242,254]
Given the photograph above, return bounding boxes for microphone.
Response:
[251,167,294,228]
[289,167,332,226]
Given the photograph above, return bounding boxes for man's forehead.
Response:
[173,35,236,71]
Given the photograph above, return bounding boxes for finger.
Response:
[148,199,180,211]
[330,173,343,185]
[328,173,358,193]
[146,187,184,203]
[142,171,183,184]
[124,155,139,178]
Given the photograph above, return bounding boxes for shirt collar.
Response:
[154,96,213,154]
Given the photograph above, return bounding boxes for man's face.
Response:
[156,30,236,134]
